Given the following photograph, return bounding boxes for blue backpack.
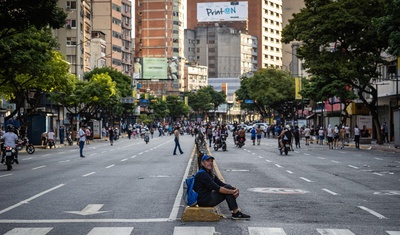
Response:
[183,169,205,206]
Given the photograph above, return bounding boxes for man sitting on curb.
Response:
[194,154,251,220]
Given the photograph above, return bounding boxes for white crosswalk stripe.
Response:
[87,227,134,235]
[249,227,286,234]
[173,226,215,235]
[2,227,399,235]
[4,228,53,235]
[316,229,355,235]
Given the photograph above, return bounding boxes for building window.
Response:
[112,17,121,26]
[173,48,179,53]
[112,45,122,52]
[66,37,77,46]
[112,3,121,12]
[66,1,77,10]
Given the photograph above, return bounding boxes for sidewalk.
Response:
[348,141,400,153]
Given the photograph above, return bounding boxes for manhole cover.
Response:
[247,188,308,194]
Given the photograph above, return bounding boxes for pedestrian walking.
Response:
[256,126,262,145]
[340,125,346,149]
[326,125,334,149]
[59,125,65,144]
[318,127,324,145]
[85,127,91,145]
[173,126,184,155]
[304,125,311,146]
[333,125,339,149]
[78,125,86,158]
[354,125,360,149]
[293,126,301,148]
[108,127,114,146]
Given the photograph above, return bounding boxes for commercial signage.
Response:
[197,2,248,22]
[134,57,179,80]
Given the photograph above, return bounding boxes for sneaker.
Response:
[231,211,251,220]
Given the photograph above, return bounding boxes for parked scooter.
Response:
[16,137,35,154]
[214,134,227,151]
[4,146,17,171]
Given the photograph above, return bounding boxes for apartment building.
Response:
[187,0,283,70]
[185,26,257,78]
[92,0,133,77]
[55,0,92,80]
[134,0,185,95]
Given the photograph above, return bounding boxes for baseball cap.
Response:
[201,154,215,161]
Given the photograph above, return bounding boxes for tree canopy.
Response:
[282,0,390,143]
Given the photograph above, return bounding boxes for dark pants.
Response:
[198,190,238,211]
[354,135,360,149]
[173,138,183,154]
[79,141,85,156]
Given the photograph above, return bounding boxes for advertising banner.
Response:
[197,2,248,22]
[357,115,372,139]
[142,58,168,80]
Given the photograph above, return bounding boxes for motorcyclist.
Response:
[144,128,150,143]
[1,125,19,164]
[278,125,292,150]
[236,127,246,144]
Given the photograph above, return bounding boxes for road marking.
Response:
[348,165,359,169]
[131,155,137,158]
[258,156,263,158]
[226,169,249,172]
[24,157,33,160]
[0,174,12,178]
[88,227,134,235]
[90,153,97,156]
[322,188,338,195]
[387,232,400,235]
[275,164,282,168]
[317,157,325,159]
[0,218,169,223]
[300,177,312,182]
[32,165,46,170]
[4,227,53,235]
[374,157,383,160]
[358,206,387,219]
[249,227,286,234]
[174,226,215,235]
[42,154,51,157]
[286,170,293,174]
[304,153,310,156]
[106,165,115,169]
[317,229,355,235]
[265,159,271,162]
[58,160,70,163]
[0,184,64,215]
[373,172,383,176]
[83,172,95,177]
[331,160,341,163]
[138,152,143,155]
[58,152,65,154]
[121,158,128,162]
[65,204,108,216]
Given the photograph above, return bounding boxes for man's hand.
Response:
[233,188,239,198]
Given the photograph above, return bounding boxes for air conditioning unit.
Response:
[66,6,71,11]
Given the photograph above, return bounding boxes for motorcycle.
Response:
[280,139,290,155]
[4,146,17,171]
[47,139,55,149]
[144,133,150,144]
[214,134,227,151]
[16,137,35,154]
[236,136,245,148]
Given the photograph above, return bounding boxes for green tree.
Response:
[282,0,388,143]
[187,90,214,120]
[54,73,119,126]
[0,27,74,127]
[166,95,190,120]
[376,0,400,56]
[150,99,169,121]
[235,69,295,120]
[0,0,67,40]
[84,67,133,122]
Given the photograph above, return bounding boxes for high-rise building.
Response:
[187,0,283,70]
[55,0,93,80]
[134,0,185,95]
[92,0,133,77]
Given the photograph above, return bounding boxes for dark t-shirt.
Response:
[193,168,226,204]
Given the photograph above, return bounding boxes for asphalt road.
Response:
[0,133,399,235]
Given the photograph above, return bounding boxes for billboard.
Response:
[133,57,179,80]
[197,2,248,22]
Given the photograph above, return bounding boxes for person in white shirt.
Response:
[1,126,19,164]
[354,125,360,149]
[304,126,311,146]
[78,126,86,157]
